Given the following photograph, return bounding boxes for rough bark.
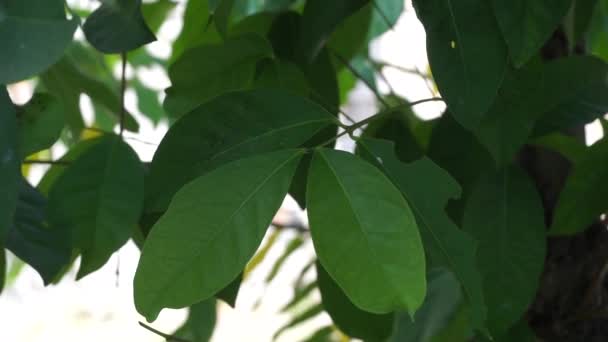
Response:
[523,29,608,342]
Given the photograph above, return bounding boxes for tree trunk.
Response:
[523,29,608,342]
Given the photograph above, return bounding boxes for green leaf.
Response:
[208,0,236,37]
[474,62,546,165]
[534,56,608,134]
[253,59,309,96]
[530,133,587,163]
[551,138,608,235]
[40,56,139,136]
[17,93,65,158]
[216,273,242,307]
[134,149,304,321]
[413,0,507,129]
[368,0,404,39]
[389,269,464,342]
[357,139,487,332]
[37,139,99,195]
[299,326,335,342]
[173,299,217,342]
[48,135,144,279]
[83,0,156,54]
[281,280,317,313]
[298,0,370,62]
[6,179,70,285]
[146,89,335,213]
[317,262,395,341]
[571,0,599,42]
[491,0,571,66]
[0,88,19,292]
[0,0,78,84]
[327,4,373,65]
[170,0,220,62]
[141,0,177,33]
[307,148,426,315]
[164,34,273,117]
[463,167,546,336]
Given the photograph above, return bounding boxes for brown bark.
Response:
[523,30,608,342]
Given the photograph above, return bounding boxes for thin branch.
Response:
[22,159,71,166]
[372,1,396,32]
[119,52,128,137]
[317,97,444,147]
[330,49,390,108]
[272,220,309,234]
[138,322,191,342]
[374,61,432,79]
[374,65,397,95]
[85,127,158,146]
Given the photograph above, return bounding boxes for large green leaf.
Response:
[317,262,395,341]
[358,139,486,332]
[17,93,65,158]
[413,0,507,129]
[551,138,608,235]
[145,89,335,213]
[298,0,370,62]
[491,0,571,66]
[164,34,273,116]
[0,88,19,292]
[134,149,303,321]
[463,167,546,336]
[173,299,217,342]
[389,269,463,342]
[48,135,144,279]
[141,0,177,33]
[6,179,70,285]
[0,0,78,84]
[474,63,545,165]
[83,0,156,53]
[307,148,426,315]
[368,0,404,39]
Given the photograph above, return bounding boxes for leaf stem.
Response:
[330,49,390,108]
[138,322,191,342]
[119,52,128,137]
[22,159,71,166]
[316,97,444,147]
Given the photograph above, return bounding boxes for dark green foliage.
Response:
[6,1,608,340]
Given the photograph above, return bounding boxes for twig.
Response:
[119,52,128,137]
[330,49,389,108]
[138,322,191,342]
[272,220,308,234]
[317,97,444,147]
[374,61,432,79]
[22,159,71,166]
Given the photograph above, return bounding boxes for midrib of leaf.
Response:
[200,119,331,166]
[445,0,470,98]
[90,139,121,254]
[317,151,404,305]
[146,150,302,311]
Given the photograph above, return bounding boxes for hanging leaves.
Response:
[307,148,426,315]
[413,0,508,129]
[48,135,144,279]
[135,149,303,321]
[145,89,335,213]
[463,167,546,336]
[358,138,487,332]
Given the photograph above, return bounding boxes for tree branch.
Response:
[138,322,191,342]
